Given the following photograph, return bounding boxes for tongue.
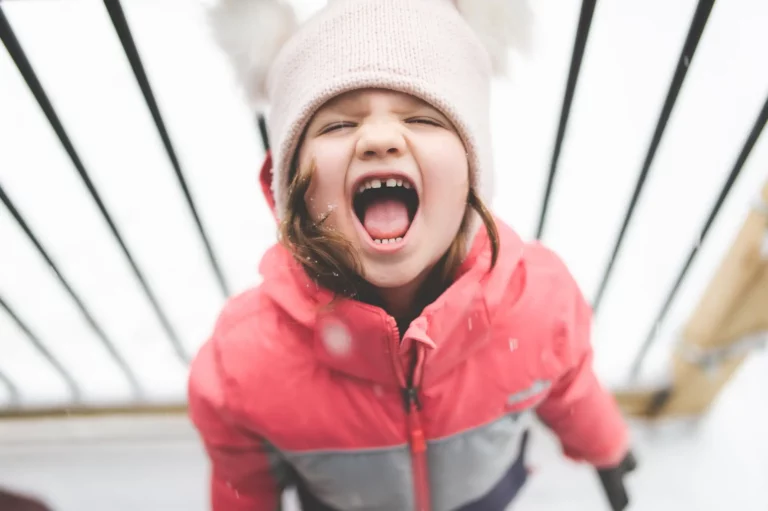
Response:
[363,197,410,240]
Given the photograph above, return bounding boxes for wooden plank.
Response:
[681,190,768,346]
[0,403,187,421]
[647,181,768,417]
[612,389,657,416]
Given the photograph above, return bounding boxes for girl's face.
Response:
[298,89,470,291]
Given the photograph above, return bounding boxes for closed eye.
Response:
[320,122,357,134]
[406,117,443,127]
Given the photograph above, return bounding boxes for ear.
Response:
[207,0,299,108]
[259,151,279,222]
[453,0,534,75]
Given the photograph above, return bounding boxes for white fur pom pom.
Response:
[208,0,299,108]
[454,0,533,75]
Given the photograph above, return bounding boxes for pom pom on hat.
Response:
[208,0,299,108]
[454,0,533,74]
[208,0,532,109]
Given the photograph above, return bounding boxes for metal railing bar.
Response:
[104,0,230,299]
[535,0,597,240]
[628,91,768,380]
[0,292,82,402]
[0,184,145,397]
[592,0,716,313]
[0,6,190,364]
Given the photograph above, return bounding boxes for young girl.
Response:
[189,0,633,509]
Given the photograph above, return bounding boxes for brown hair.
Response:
[278,161,499,309]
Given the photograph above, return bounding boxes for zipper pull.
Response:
[410,423,426,454]
[402,386,422,411]
[404,387,426,453]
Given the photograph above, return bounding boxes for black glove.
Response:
[596,450,637,510]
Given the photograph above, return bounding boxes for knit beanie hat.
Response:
[209,0,531,220]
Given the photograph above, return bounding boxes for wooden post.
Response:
[615,180,768,418]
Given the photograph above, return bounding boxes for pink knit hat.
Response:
[209,0,531,220]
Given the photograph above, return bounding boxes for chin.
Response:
[359,260,425,290]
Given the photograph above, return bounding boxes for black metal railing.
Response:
[628,92,768,380]
[535,0,597,240]
[104,0,231,300]
[0,291,82,402]
[590,0,716,313]
[0,5,191,375]
[0,1,261,409]
[0,0,765,411]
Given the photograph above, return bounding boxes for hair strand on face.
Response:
[279,160,366,299]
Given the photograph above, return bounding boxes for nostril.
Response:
[361,147,400,158]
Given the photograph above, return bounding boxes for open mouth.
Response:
[352,176,419,244]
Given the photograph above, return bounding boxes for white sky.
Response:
[0,0,767,408]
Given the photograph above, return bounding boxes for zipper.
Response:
[405,381,431,511]
[388,319,431,511]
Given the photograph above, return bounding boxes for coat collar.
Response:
[260,219,525,387]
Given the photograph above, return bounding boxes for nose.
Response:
[355,121,407,161]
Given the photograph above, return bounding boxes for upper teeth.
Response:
[358,178,411,193]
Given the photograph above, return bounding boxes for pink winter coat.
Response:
[188,206,629,510]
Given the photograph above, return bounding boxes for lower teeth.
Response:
[374,237,403,244]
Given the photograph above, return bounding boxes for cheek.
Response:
[299,142,349,220]
[422,131,468,178]
[421,136,470,205]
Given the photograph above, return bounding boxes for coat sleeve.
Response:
[188,340,285,510]
[535,263,630,469]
